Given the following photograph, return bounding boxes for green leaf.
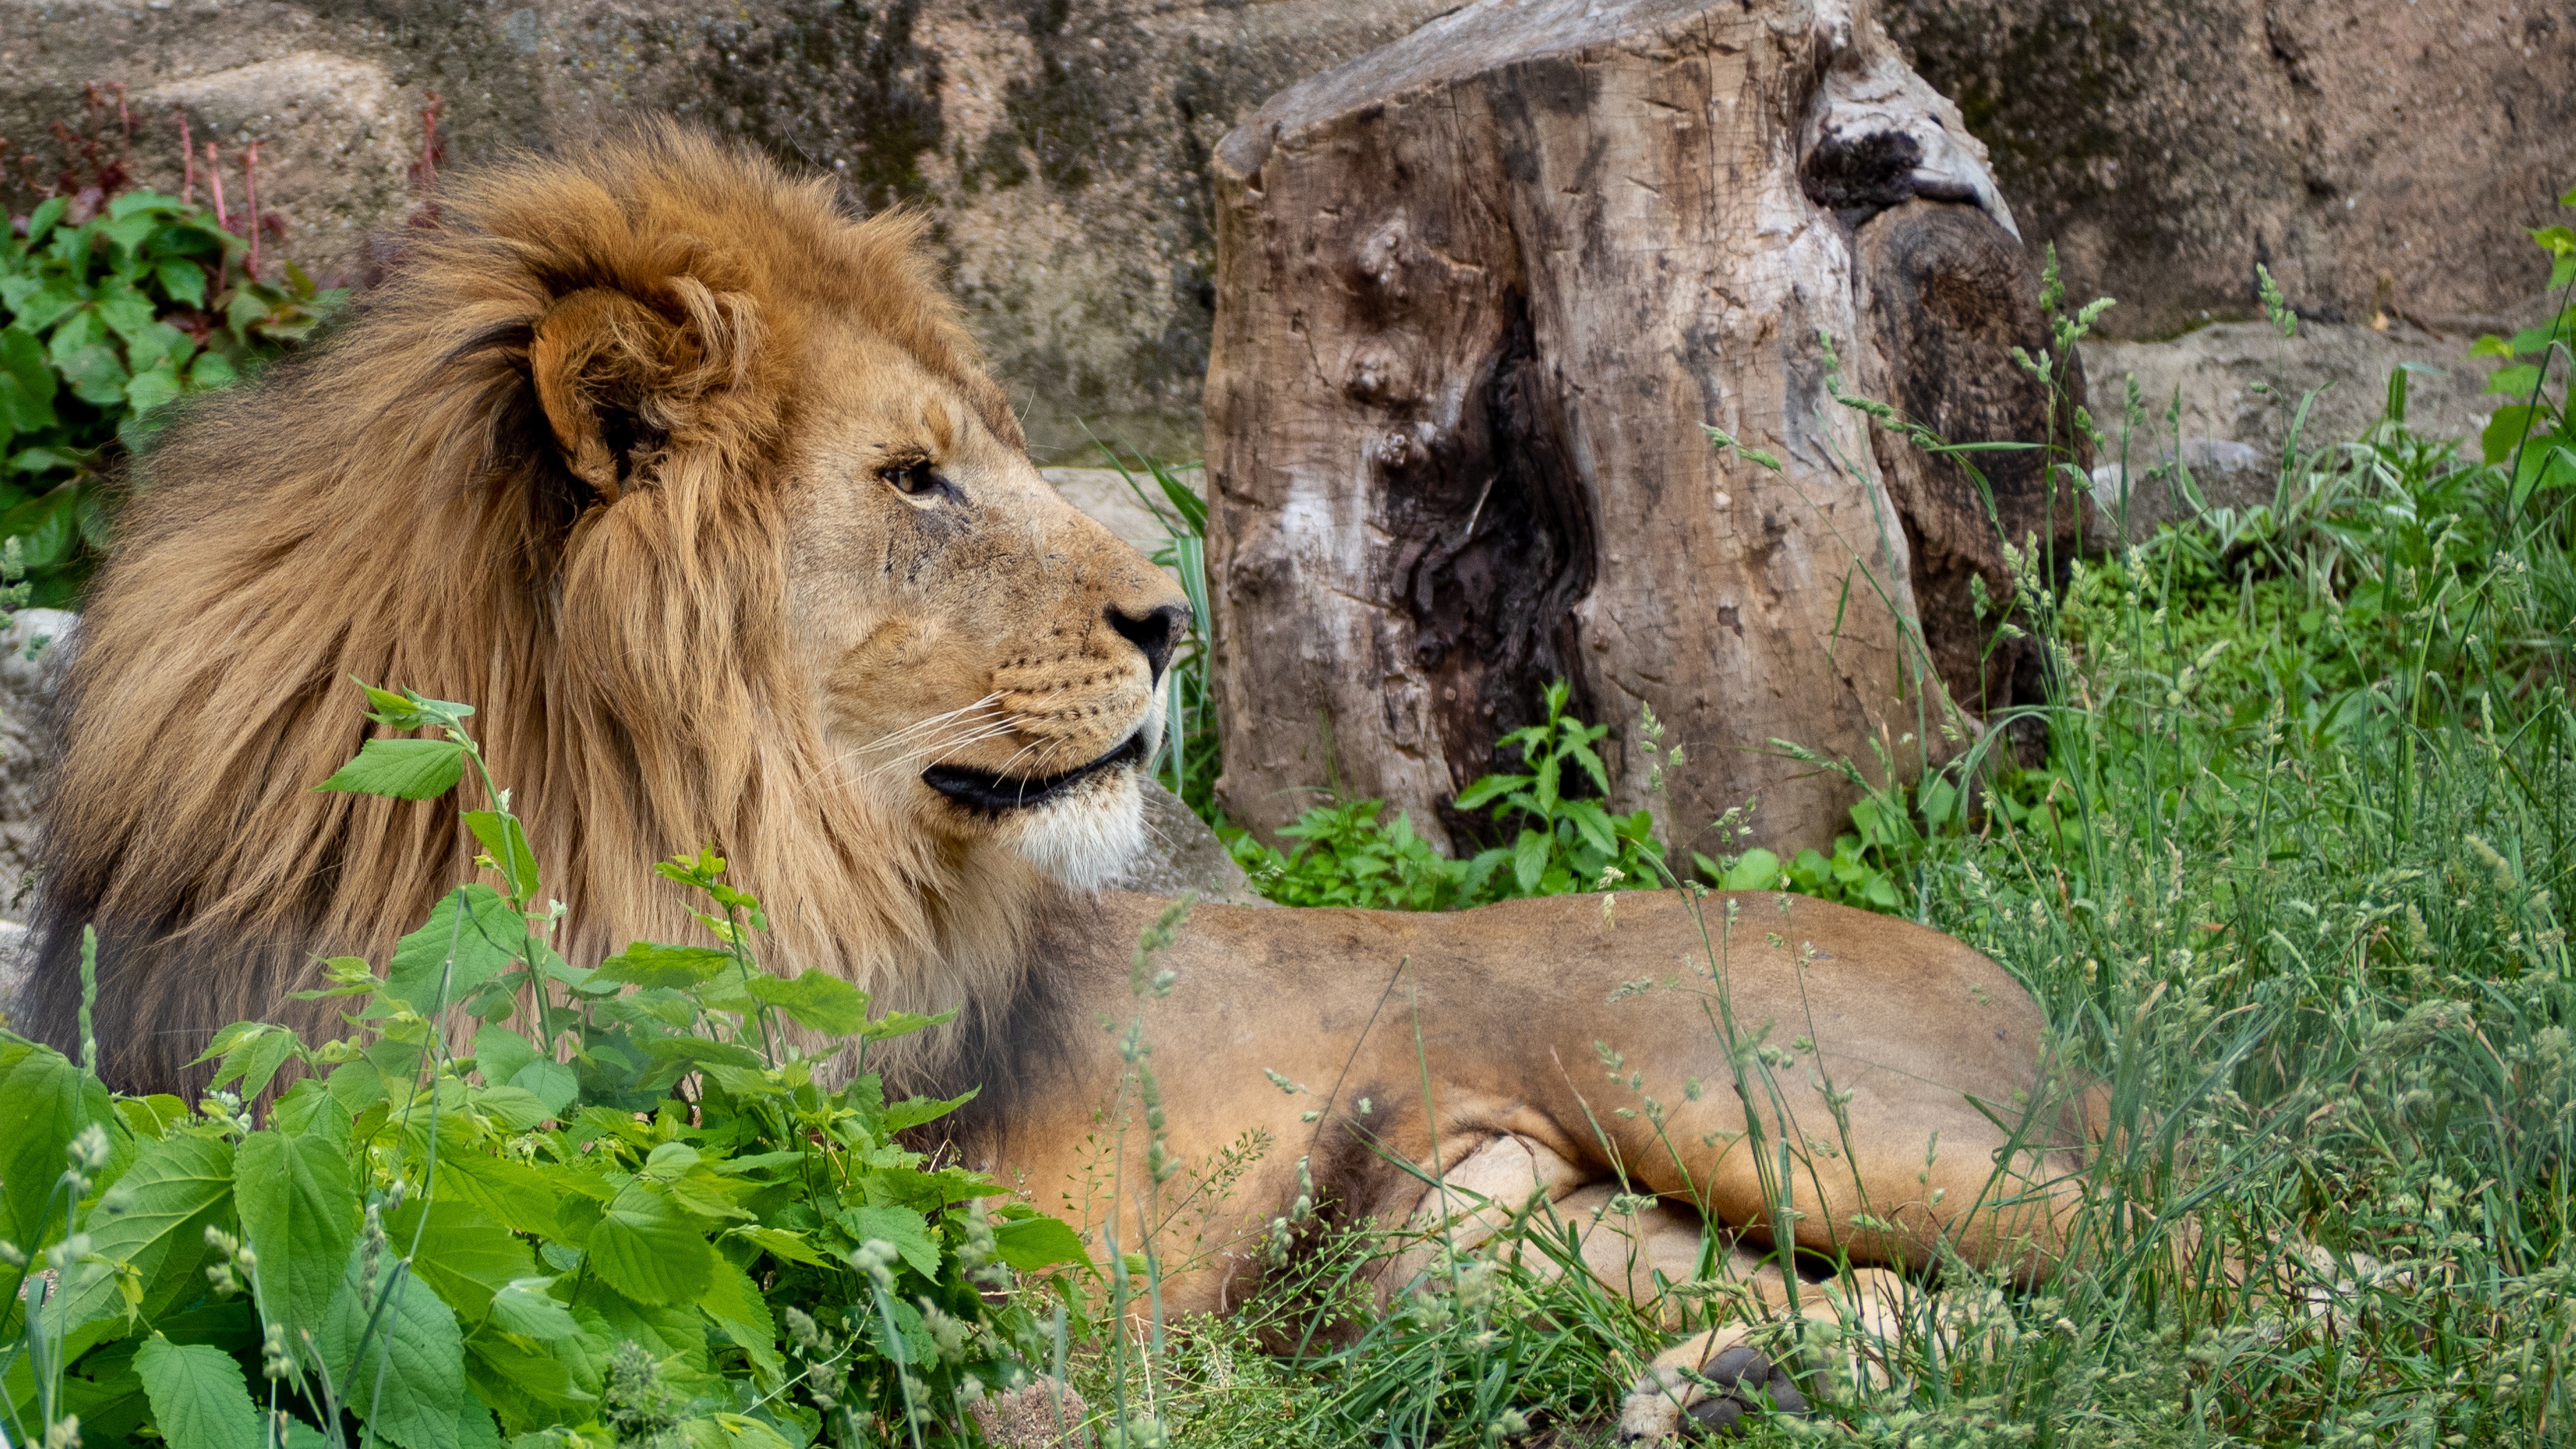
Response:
[433,1151,585,1239]
[318,1242,466,1449]
[0,1036,115,1256]
[484,1277,580,1341]
[472,1024,539,1086]
[1512,829,1549,894]
[189,350,237,390]
[57,1132,232,1347]
[591,943,737,991]
[155,256,209,310]
[990,1213,1090,1271]
[1452,774,1522,811]
[385,885,527,1016]
[727,1224,830,1267]
[841,1204,941,1280]
[470,1084,551,1131]
[26,196,66,247]
[462,810,540,900]
[509,1059,578,1118]
[124,357,184,417]
[585,1180,716,1305]
[392,1197,536,1329]
[701,1259,784,1383]
[193,1021,301,1100]
[0,326,56,404]
[316,737,467,800]
[744,970,867,1034]
[236,1122,359,1328]
[135,1334,265,1449]
[2484,404,2546,465]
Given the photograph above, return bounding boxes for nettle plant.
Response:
[0,682,1088,1449]
[2470,182,2576,509]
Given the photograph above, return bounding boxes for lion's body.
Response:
[10,127,2090,1434]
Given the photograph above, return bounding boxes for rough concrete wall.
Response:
[1883,0,2576,341]
[1,0,1448,462]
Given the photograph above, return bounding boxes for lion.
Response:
[11,125,2096,1438]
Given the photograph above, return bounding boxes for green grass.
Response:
[1075,238,2576,1445]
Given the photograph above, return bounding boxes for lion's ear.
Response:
[529,287,685,504]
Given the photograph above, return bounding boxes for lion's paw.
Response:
[1616,1329,1809,1441]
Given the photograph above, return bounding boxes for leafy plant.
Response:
[1,681,1089,1449]
[2,106,343,605]
[2469,184,2576,513]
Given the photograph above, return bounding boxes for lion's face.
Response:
[779,318,1191,889]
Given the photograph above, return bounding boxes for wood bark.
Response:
[1202,0,2084,857]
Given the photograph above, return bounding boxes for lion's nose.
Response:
[1107,603,1191,685]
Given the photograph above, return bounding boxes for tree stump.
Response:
[1202,0,2085,857]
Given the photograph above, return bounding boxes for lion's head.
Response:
[17,124,1188,1094]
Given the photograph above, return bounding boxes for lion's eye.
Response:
[881,462,944,498]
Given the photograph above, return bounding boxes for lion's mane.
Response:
[18,125,1050,1094]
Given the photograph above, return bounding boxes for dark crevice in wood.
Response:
[1376,294,1600,850]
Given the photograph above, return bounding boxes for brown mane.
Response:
[17,124,1045,1093]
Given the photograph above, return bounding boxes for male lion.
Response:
[12,126,2093,1437]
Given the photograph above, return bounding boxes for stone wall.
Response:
[6,0,2570,455]
[1884,0,2576,341]
[2,0,1449,461]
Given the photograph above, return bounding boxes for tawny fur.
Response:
[15,125,1088,1092]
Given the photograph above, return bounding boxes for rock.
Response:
[1042,466,1195,561]
[2,0,1454,461]
[0,608,74,922]
[1110,779,1258,906]
[1886,0,2576,343]
[2085,437,2266,548]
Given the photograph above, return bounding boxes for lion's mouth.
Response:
[922,731,1147,815]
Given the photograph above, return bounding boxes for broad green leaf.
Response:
[135,1334,264,1449]
[24,196,66,247]
[189,350,236,389]
[1512,829,1549,894]
[726,1224,830,1267]
[990,1213,1090,1271]
[236,1124,358,1328]
[57,1133,232,1347]
[484,1278,578,1341]
[1452,774,1520,811]
[317,1242,466,1449]
[466,1329,594,1410]
[124,358,184,415]
[509,1059,578,1117]
[880,1089,977,1134]
[1,486,80,569]
[391,1197,535,1329]
[385,885,526,1016]
[701,1259,784,1383]
[116,1095,191,1140]
[462,810,540,900]
[155,257,209,310]
[316,737,467,800]
[585,1180,715,1305]
[57,343,131,408]
[591,942,737,991]
[433,1150,588,1239]
[841,1204,941,1280]
[468,1084,551,1131]
[192,1021,300,1101]
[2484,404,2544,464]
[744,970,866,1034]
[94,281,159,344]
[0,1036,115,1256]
[471,1024,539,1087]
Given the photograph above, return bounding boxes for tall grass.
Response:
[1070,243,2575,1444]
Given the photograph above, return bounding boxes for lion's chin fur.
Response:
[1000,768,1151,891]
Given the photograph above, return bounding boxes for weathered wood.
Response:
[1202,0,2081,855]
